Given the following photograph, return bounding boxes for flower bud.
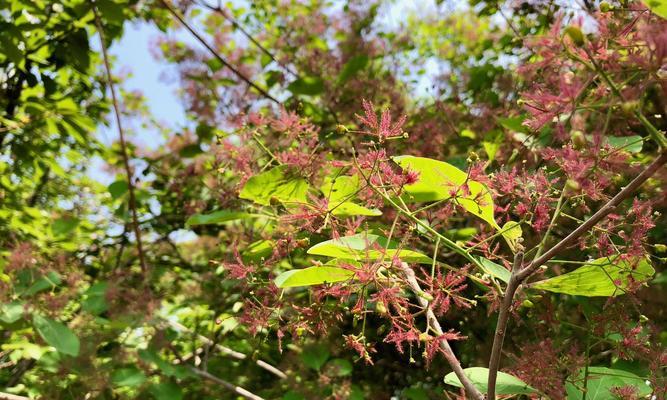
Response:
[599,1,611,11]
[570,130,587,149]
[564,179,581,194]
[564,26,585,47]
[621,100,639,116]
[655,244,667,253]
[419,332,430,342]
[375,301,388,315]
[522,300,534,308]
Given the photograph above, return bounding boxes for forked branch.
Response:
[486,151,667,399]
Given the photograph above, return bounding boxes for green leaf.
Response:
[605,135,643,153]
[0,301,25,324]
[97,0,126,24]
[287,76,324,96]
[242,240,275,262]
[185,210,261,227]
[307,232,431,264]
[338,55,369,83]
[81,282,108,315]
[444,367,538,395]
[565,366,652,400]
[23,271,62,296]
[321,175,382,217]
[477,257,511,284]
[52,217,80,236]
[497,116,528,133]
[0,35,23,65]
[108,180,129,200]
[325,358,353,377]
[275,266,354,288]
[112,367,147,387]
[32,315,80,356]
[149,382,183,400]
[531,256,654,297]
[393,156,498,228]
[642,0,667,19]
[501,221,522,252]
[239,165,309,206]
[301,343,330,370]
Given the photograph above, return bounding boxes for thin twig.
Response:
[198,0,299,78]
[400,262,484,400]
[0,392,29,400]
[190,367,266,400]
[166,320,287,379]
[487,251,524,400]
[158,0,279,104]
[94,6,149,277]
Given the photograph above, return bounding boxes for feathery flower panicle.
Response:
[355,99,406,142]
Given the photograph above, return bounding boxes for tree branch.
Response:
[190,367,266,400]
[197,0,299,78]
[157,0,280,104]
[94,6,149,278]
[0,392,29,400]
[487,251,524,400]
[166,320,287,379]
[486,151,667,399]
[400,262,484,400]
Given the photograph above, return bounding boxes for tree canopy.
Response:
[1,0,667,399]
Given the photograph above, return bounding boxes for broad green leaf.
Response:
[605,135,643,153]
[287,76,324,96]
[643,0,667,19]
[301,343,330,370]
[242,240,275,262]
[81,282,108,315]
[321,175,381,217]
[497,116,528,133]
[501,221,522,252]
[108,180,129,200]
[338,55,369,83]
[32,315,80,356]
[444,367,538,395]
[393,156,498,229]
[325,358,353,377]
[531,256,654,297]
[240,165,309,206]
[307,232,431,264]
[112,367,147,387]
[0,301,25,324]
[23,271,62,296]
[477,257,511,284]
[274,266,354,288]
[149,382,183,400]
[52,216,80,236]
[565,367,652,400]
[185,210,261,227]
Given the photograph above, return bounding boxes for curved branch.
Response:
[94,6,149,277]
[157,0,280,104]
[400,262,485,400]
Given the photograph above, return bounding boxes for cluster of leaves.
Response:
[1,0,667,399]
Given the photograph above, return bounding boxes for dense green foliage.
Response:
[1,0,667,399]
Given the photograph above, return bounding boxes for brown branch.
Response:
[486,151,667,399]
[517,151,667,282]
[487,251,524,400]
[166,320,287,379]
[190,367,266,400]
[400,262,484,400]
[157,0,280,104]
[0,392,29,400]
[197,0,299,78]
[94,7,149,277]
